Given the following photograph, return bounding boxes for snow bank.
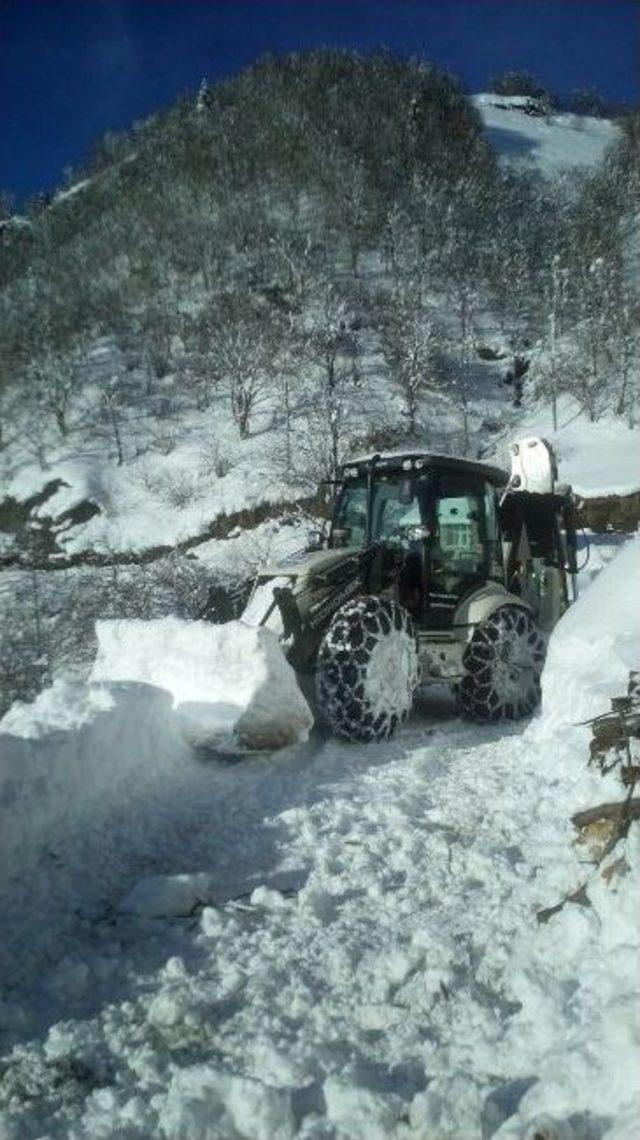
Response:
[90,616,313,750]
[157,1064,295,1140]
[495,540,640,1136]
[540,536,640,728]
[0,680,191,984]
[0,614,311,986]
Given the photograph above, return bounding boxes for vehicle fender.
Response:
[453,582,531,640]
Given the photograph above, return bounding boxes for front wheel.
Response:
[459,605,547,722]
[316,596,419,742]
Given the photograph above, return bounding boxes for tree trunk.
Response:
[407,388,418,437]
[236,389,250,439]
[110,407,123,465]
[616,368,630,418]
[283,377,292,474]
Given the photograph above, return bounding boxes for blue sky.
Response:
[1,0,638,204]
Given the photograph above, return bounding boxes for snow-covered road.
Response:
[0,543,638,1139]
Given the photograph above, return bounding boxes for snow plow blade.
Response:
[90,617,314,752]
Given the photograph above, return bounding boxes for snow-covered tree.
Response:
[195,77,211,113]
[209,314,280,439]
[303,291,361,479]
[27,344,82,439]
[382,305,444,436]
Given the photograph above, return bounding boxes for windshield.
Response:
[332,477,424,547]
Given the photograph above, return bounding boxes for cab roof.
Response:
[339,450,508,487]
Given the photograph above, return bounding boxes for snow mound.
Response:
[540,536,640,729]
[0,678,115,738]
[0,615,311,988]
[119,872,217,918]
[0,680,191,984]
[90,616,313,751]
[157,1063,295,1140]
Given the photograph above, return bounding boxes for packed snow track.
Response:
[0,541,638,1139]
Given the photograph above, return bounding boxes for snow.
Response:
[53,179,90,205]
[0,680,191,987]
[90,616,313,750]
[157,1064,296,1140]
[474,94,620,174]
[194,516,313,584]
[119,873,217,918]
[0,539,638,1137]
[540,537,639,728]
[0,677,115,739]
[5,444,303,556]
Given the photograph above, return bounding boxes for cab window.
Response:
[430,475,493,594]
[332,482,367,547]
[333,477,424,548]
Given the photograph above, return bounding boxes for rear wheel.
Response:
[459,605,546,722]
[316,596,419,742]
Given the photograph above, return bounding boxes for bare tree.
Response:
[27,345,81,438]
[209,315,280,439]
[446,279,480,454]
[304,290,361,479]
[569,257,624,422]
[382,304,444,436]
[101,379,125,465]
[613,296,639,424]
[545,254,572,430]
[606,270,639,422]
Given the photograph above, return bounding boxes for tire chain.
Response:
[316,596,418,742]
[460,605,547,722]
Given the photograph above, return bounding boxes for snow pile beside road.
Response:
[541,536,640,729]
[495,538,640,1138]
[0,677,116,739]
[0,614,310,987]
[0,680,191,985]
[90,616,313,750]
